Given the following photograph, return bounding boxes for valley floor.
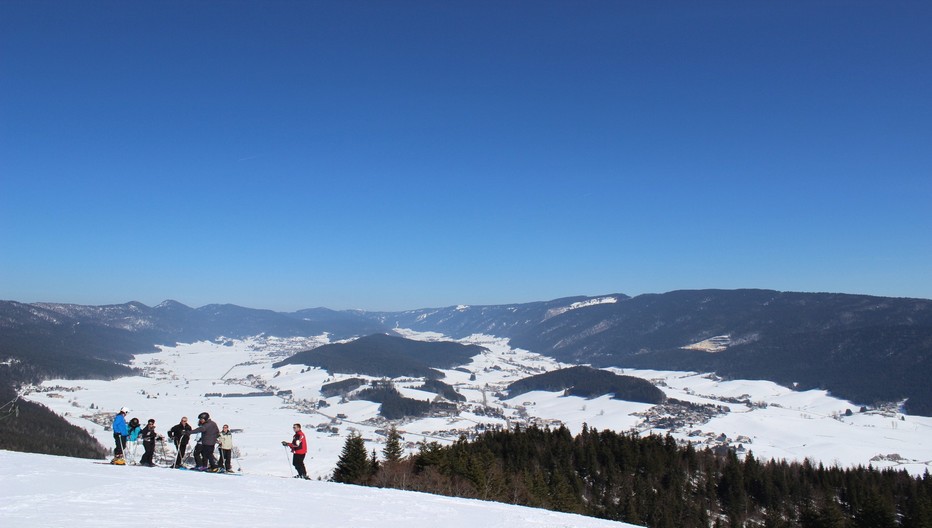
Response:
[21,330,932,479]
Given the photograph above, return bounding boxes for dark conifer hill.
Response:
[343,425,932,528]
[273,333,486,378]
[506,366,666,404]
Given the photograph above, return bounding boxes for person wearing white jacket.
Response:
[217,424,234,472]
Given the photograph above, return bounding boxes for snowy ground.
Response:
[22,330,932,480]
[0,450,640,528]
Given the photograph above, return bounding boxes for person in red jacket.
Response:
[282,423,308,479]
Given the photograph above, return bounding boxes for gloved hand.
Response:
[281,441,288,446]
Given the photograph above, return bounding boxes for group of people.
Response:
[111,407,309,478]
[111,408,235,472]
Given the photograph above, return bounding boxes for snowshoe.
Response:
[111,457,126,465]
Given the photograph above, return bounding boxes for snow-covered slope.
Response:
[0,450,640,528]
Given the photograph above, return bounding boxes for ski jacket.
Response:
[140,426,162,445]
[188,419,220,446]
[168,422,192,442]
[218,431,233,450]
[128,425,142,442]
[112,413,128,436]
[288,430,307,455]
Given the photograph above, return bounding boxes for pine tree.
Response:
[332,431,369,484]
[369,449,380,476]
[854,493,897,528]
[383,426,403,464]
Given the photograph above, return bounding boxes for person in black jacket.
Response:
[139,418,164,467]
[167,416,192,468]
[188,412,221,471]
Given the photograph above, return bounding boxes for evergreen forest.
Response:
[333,424,932,528]
[0,373,108,458]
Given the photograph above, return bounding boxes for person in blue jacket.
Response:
[126,417,142,464]
[111,407,129,463]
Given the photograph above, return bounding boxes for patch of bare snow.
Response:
[681,335,732,353]
[543,296,618,320]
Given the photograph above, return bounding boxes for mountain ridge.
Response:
[2,288,931,414]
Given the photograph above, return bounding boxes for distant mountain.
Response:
[32,300,388,342]
[370,295,629,338]
[0,301,144,382]
[273,333,487,379]
[513,290,932,415]
[0,300,389,384]
[380,290,932,415]
[287,307,388,338]
[3,289,931,417]
[506,366,666,405]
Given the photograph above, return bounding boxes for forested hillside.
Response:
[374,290,932,415]
[506,366,665,404]
[273,333,486,378]
[508,291,932,415]
[0,373,108,458]
[340,425,932,528]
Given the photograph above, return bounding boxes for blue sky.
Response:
[2,1,930,311]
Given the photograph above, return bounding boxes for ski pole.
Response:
[175,439,189,468]
[283,444,295,477]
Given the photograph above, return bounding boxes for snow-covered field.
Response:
[22,330,932,481]
[0,450,640,528]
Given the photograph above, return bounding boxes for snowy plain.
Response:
[0,449,640,528]
[21,328,932,484]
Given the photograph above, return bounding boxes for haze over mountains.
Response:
[2,289,931,415]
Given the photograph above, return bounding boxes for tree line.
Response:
[332,424,932,528]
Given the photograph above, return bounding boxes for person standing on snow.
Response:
[111,407,130,464]
[126,417,142,464]
[188,412,221,471]
[217,424,234,472]
[139,418,164,467]
[282,423,308,479]
[168,416,192,468]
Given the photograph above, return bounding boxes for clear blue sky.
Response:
[2,1,930,311]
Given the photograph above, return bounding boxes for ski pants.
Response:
[194,444,217,469]
[218,448,232,470]
[173,438,189,467]
[293,453,307,477]
[113,433,127,457]
[141,441,155,465]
